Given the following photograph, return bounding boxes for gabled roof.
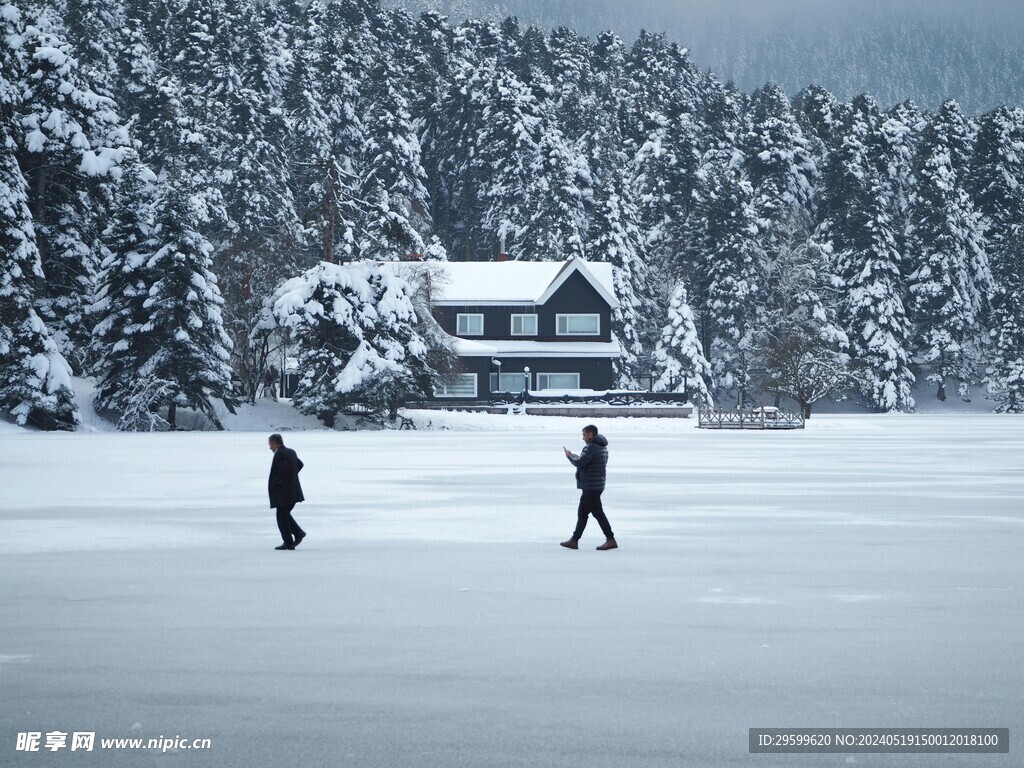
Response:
[536,258,618,308]
[381,257,619,308]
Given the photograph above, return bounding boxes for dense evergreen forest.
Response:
[1,0,1022,430]
[393,0,1024,114]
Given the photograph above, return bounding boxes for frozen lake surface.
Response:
[2,413,1022,766]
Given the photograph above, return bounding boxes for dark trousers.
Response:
[276,504,304,546]
[573,490,614,540]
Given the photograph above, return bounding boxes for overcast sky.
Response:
[550,0,1021,32]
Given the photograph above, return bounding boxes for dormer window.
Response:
[457,313,484,335]
[511,314,538,336]
[556,314,600,336]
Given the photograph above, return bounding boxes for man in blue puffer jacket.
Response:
[561,424,617,551]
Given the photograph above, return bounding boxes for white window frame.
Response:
[556,313,600,336]
[456,313,484,336]
[536,372,581,391]
[510,313,538,336]
[434,373,478,398]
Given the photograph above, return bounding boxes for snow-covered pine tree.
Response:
[358,53,431,260]
[621,31,701,154]
[876,101,922,215]
[683,82,748,372]
[700,79,750,158]
[584,29,653,384]
[589,30,629,148]
[57,0,128,370]
[217,0,294,193]
[16,2,127,371]
[515,120,590,262]
[113,8,162,161]
[62,0,125,93]
[270,261,433,425]
[744,83,816,233]
[546,25,593,144]
[686,79,748,301]
[968,107,1024,410]
[255,0,299,96]
[0,147,79,429]
[407,10,456,256]
[816,107,915,411]
[146,0,225,234]
[631,106,701,274]
[508,22,595,264]
[969,106,1024,245]
[627,34,703,283]
[698,154,763,406]
[906,102,991,401]
[742,84,819,384]
[628,80,703,387]
[477,61,542,258]
[0,3,78,429]
[117,160,237,430]
[653,279,712,404]
[433,19,498,260]
[215,0,302,399]
[494,16,549,95]
[284,0,365,265]
[930,99,977,177]
[588,158,646,388]
[90,151,163,428]
[986,227,1024,412]
[792,85,848,166]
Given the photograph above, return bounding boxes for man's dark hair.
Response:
[582,424,598,436]
[268,433,284,446]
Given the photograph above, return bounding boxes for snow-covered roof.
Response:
[451,339,621,359]
[381,257,619,308]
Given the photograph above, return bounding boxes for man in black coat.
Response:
[561,424,617,551]
[268,433,306,550]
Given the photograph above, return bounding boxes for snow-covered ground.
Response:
[2,413,1022,767]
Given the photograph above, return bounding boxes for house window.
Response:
[434,374,477,398]
[536,373,581,391]
[556,314,600,335]
[490,372,532,392]
[456,313,484,335]
[511,314,538,336]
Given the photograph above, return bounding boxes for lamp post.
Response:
[281,335,287,399]
[491,358,501,395]
[523,366,531,394]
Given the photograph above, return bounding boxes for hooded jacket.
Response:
[568,434,609,491]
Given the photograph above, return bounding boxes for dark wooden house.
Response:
[386,257,621,400]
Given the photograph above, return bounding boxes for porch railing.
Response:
[697,407,805,429]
